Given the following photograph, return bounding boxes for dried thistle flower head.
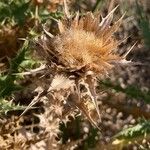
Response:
[37,4,125,76]
[35,1,129,128]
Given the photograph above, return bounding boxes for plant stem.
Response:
[92,0,104,12]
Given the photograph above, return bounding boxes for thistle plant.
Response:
[1,0,149,149]
[34,1,129,129]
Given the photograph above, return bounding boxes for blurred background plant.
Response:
[0,0,150,150]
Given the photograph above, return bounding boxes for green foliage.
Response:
[112,120,150,149]
[19,58,38,71]
[136,1,150,47]
[114,120,150,140]
[0,98,26,115]
[0,0,30,25]
[0,41,35,114]
[0,75,22,99]
[0,40,29,98]
[0,36,41,115]
[83,127,99,149]
[39,11,63,23]
[99,80,150,103]
[0,0,63,30]
[92,0,105,12]
[60,117,99,149]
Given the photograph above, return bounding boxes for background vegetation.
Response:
[0,0,150,149]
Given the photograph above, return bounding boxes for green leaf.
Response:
[114,120,150,140]
[0,98,26,115]
[12,1,30,25]
[136,1,150,48]
[0,0,30,25]
[0,40,29,98]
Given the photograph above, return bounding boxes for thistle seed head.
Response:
[36,5,124,77]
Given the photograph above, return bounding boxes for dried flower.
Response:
[37,4,125,74]
[35,1,128,128]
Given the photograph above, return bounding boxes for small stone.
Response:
[106,108,111,114]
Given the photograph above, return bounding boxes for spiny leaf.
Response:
[0,98,26,115]
[114,120,150,140]
[0,40,29,98]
